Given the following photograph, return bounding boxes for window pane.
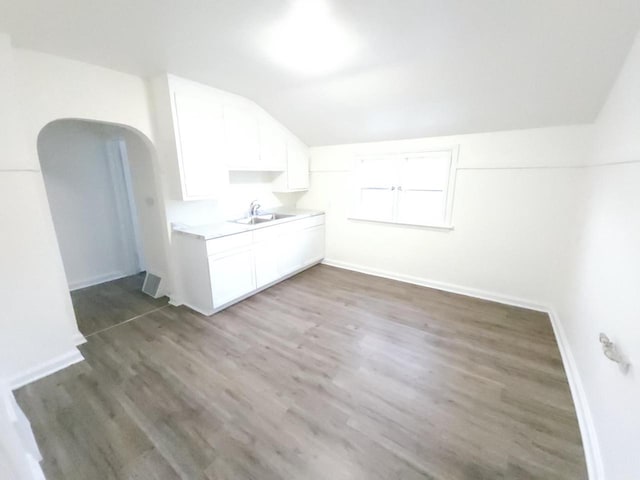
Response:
[396,190,446,225]
[358,158,397,188]
[358,188,394,221]
[401,154,451,191]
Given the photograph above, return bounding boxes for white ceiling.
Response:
[1,0,639,146]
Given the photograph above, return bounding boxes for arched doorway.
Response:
[37,119,169,336]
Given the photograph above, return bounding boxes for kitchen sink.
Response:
[232,213,295,225]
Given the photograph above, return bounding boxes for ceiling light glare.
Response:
[266,0,358,75]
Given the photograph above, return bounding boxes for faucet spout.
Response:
[249,200,261,217]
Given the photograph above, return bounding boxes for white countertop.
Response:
[172,208,325,240]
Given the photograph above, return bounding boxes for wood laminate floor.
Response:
[16,265,587,480]
[71,272,168,336]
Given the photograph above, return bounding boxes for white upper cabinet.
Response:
[172,86,228,200]
[273,139,310,192]
[223,104,261,170]
[258,119,287,171]
[288,140,310,190]
[153,74,309,197]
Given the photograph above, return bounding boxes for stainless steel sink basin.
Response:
[232,213,295,225]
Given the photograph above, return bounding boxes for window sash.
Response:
[352,149,457,227]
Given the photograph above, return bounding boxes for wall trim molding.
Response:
[69,270,137,291]
[322,258,547,312]
[547,309,604,480]
[168,297,183,308]
[321,258,602,480]
[9,348,84,391]
[1,383,46,480]
[72,332,87,346]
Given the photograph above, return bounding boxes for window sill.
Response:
[347,217,455,231]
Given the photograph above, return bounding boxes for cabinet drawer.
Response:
[206,231,252,256]
[296,214,325,230]
[252,222,294,243]
[252,215,326,243]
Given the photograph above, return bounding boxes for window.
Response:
[350,148,458,228]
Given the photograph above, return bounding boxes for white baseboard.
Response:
[69,270,137,291]
[322,258,602,479]
[1,383,46,480]
[9,348,85,391]
[72,332,87,346]
[27,453,46,480]
[168,297,183,308]
[322,258,547,312]
[547,309,603,480]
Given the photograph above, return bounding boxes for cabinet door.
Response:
[254,240,281,288]
[173,89,227,200]
[277,230,305,276]
[224,105,260,170]
[209,248,256,308]
[286,141,310,190]
[259,120,287,171]
[300,226,325,266]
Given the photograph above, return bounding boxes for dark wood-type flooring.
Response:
[16,265,587,479]
[71,272,168,336]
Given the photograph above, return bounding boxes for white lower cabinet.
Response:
[277,231,304,276]
[300,225,325,266]
[275,224,324,277]
[209,247,255,307]
[174,214,325,315]
[254,240,281,289]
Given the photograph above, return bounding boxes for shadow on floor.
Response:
[70,272,168,336]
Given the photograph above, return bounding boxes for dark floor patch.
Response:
[71,272,168,336]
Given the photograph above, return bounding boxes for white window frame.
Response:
[349,146,459,229]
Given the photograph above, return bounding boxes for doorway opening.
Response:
[38,119,168,337]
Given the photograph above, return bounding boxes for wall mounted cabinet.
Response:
[223,104,261,170]
[258,119,287,171]
[152,74,310,200]
[273,139,310,192]
[172,87,228,200]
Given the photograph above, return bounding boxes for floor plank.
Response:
[16,265,587,479]
[70,272,168,336]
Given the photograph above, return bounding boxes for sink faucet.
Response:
[249,200,261,217]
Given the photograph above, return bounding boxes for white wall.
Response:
[2,25,638,479]
[39,121,141,290]
[556,32,640,480]
[0,35,79,477]
[0,33,306,478]
[0,42,168,387]
[122,129,170,283]
[2,45,304,384]
[0,35,28,172]
[299,126,592,309]
[298,33,640,478]
[14,48,156,158]
[0,37,82,384]
[0,380,44,480]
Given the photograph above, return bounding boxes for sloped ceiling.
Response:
[0,0,639,145]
